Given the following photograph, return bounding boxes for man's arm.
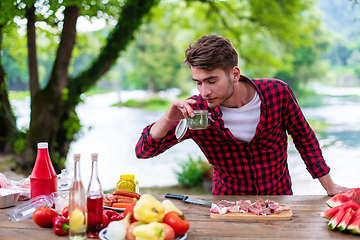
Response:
[149,98,197,139]
[318,174,354,196]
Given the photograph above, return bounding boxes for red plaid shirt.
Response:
[135,75,330,195]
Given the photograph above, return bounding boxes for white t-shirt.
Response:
[219,92,261,142]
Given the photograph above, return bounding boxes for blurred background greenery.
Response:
[1,0,359,175]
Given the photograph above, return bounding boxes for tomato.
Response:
[62,206,69,218]
[162,223,175,240]
[123,202,137,223]
[33,206,58,228]
[103,213,110,228]
[163,211,189,237]
[126,222,144,240]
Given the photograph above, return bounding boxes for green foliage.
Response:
[175,155,211,187]
[62,109,81,140]
[116,97,172,111]
[8,91,30,100]
[13,130,26,154]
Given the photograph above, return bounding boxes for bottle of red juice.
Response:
[86,153,103,239]
[30,142,58,199]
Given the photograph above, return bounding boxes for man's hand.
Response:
[318,174,354,196]
[149,99,197,139]
[165,99,197,123]
[325,184,354,196]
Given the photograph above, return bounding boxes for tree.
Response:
[0,0,328,173]
[1,0,159,173]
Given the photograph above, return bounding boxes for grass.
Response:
[113,97,172,111]
[9,91,30,100]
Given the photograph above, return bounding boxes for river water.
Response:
[11,85,360,195]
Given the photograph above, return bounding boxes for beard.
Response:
[205,75,234,108]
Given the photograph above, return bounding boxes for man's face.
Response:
[191,67,234,108]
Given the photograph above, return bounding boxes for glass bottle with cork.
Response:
[69,153,87,240]
[30,142,58,199]
[86,153,103,239]
[116,174,139,193]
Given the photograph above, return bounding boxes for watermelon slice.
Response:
[347,209,360,234]
[321,200,360,219]
[328,206,347,230]
[337,207,355,231]
[327,188,360,208]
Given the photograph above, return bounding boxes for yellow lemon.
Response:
[69,209,85,233]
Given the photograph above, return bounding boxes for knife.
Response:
[165,193,213,207]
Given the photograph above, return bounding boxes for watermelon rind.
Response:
[337,208,355,231]
[327,188,360,208]
[347,209,360,234]
[321,205,341,219]
[328,207,346,230]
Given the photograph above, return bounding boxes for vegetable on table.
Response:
[162,199,182,215]
[33,206,58,228]
[52,216,69,236]
[106,221,127,240]
[162,223,175,240]
[133,194,166,223]
[124,202,138,223]
[62,206,69,218]
[126,222,144,240]
[104,209,125,224]
[163,211,190,237]
[133,222,165,240]
[105,213,132,240]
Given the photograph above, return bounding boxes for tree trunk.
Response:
[54,0,158,167]
[26,5,40,99]
[0,25,18,153]
[22,6,79,173]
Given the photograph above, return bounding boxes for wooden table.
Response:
[0,195,358,239]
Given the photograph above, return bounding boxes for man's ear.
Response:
[231,66,241,82]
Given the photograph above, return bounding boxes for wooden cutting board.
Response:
[210,204,293,221]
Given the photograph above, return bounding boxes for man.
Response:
[135,34,351,196]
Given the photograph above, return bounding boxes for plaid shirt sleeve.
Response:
[135,123,181,159]
[283,84,330,179]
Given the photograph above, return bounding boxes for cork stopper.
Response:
[91,153,98,161]
[74,153,81,162]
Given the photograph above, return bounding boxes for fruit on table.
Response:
[321,191,360,234]
[327,188,360,208]
[33,206,58,228]
[328,206,347,230]
[347,209,360,234]
[69,209,85,233]
[338,207,355,231]
[321,200,360,219]
[133,194,166,223]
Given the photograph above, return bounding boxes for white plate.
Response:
[103,205,125,211]
[99,228,188,240]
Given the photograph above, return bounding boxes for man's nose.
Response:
[199,84,211,96]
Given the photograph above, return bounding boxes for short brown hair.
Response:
[183,34,238,72]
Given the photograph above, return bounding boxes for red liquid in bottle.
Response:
[87,195,103,239]
[30,142,58,199]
